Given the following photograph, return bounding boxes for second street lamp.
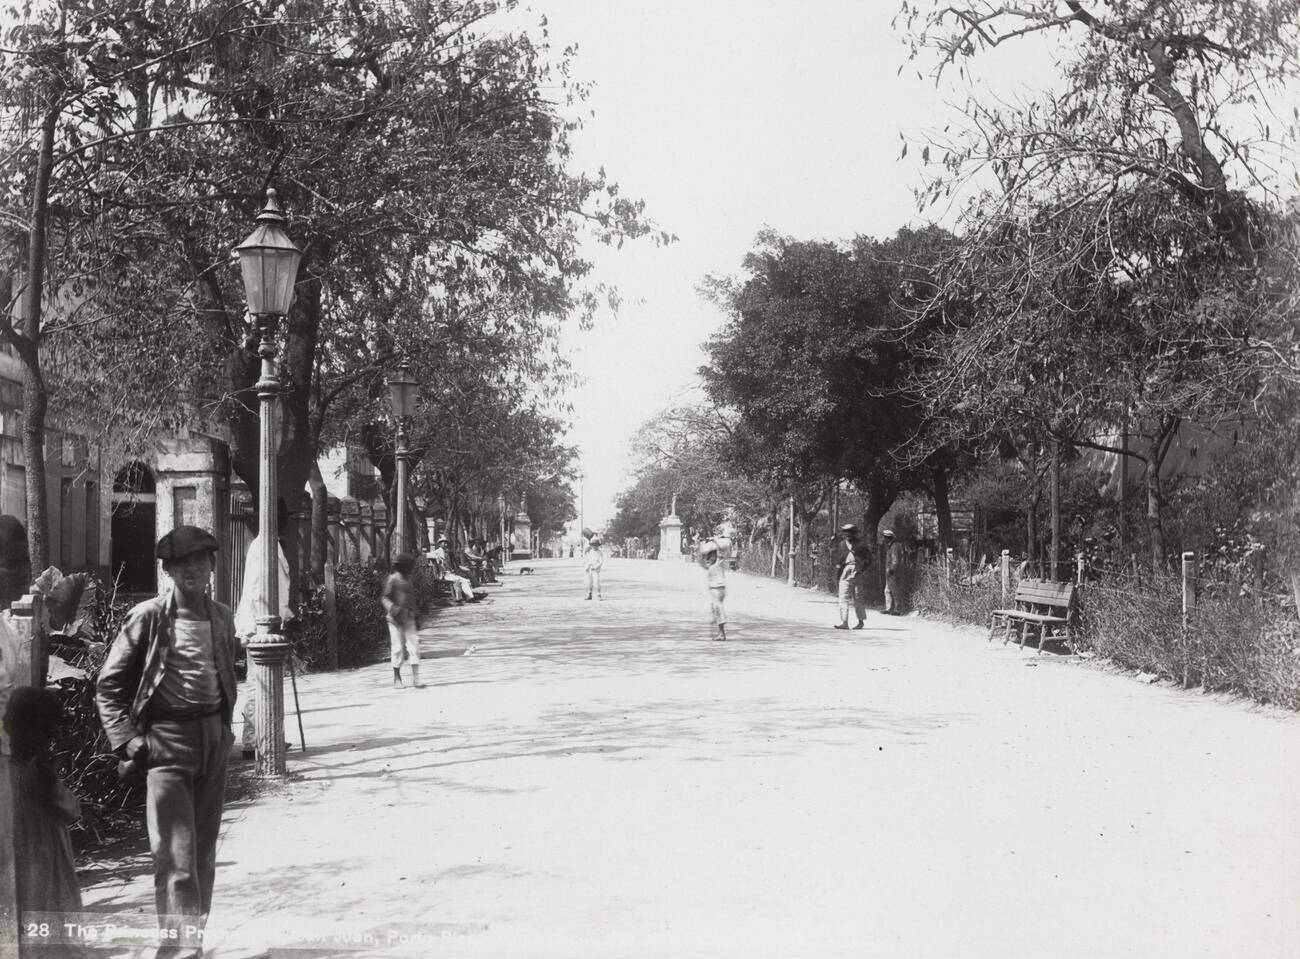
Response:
[234,188,302,778]
[387,363,418,555]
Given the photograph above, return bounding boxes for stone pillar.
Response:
[511,514,533,560]
[155,438,230,601]
[658,512,683,561]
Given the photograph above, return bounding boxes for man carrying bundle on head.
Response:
[699,537,729,641]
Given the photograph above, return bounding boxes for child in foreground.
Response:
[4,686,83,932]
[701,540,728,641]
[383,552,422,687]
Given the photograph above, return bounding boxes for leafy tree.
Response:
[1,0,263,569]
[4,1,657,582]
[701,226,961,543]
[901,0,1299,261]
[610,403,770,547]
[902,0,1300,568]
[918,173,1290,567]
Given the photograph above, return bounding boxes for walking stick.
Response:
[288,648,306,752]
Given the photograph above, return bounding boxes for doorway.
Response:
[111,462,156,594]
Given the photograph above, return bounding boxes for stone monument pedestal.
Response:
[658,512,683,561]
[511,514,533,560]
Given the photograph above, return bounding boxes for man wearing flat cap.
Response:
[97,525,238,958]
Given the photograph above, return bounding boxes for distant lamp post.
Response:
[386,363,418,555]
[498,493,508,560]
[234,188,302,778]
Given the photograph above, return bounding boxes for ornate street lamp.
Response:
[386,363,418,555]
[234,188,302,778]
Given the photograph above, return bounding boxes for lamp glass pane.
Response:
[239,253,267,315]
[388,381,406,418]
[400,381,418,415]
[268,247,302,315]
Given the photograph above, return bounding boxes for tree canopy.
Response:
[2,0,658,575]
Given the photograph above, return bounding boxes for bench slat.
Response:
[1002,612,1068,624]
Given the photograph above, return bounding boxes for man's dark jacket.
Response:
[96,588,239,753]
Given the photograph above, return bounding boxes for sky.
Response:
[506,2,1055,534]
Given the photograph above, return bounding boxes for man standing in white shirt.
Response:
[583,536,604,600]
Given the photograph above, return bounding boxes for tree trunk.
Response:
[1118,407,1129,557]
[1026,489,1041,577]
[768,502,779,577]
[20,104,59,575]
[1146,467,1165,570]
[862,478,899,546]
[1049,439,1061,581]
[309,461,329,584]
[931,464,953,550]
[1145,414,1180,569]
[323,557,339,671]
[412,501,429,553]
[1141,38,1257,263]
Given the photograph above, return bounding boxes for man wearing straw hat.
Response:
[835,524,868,629]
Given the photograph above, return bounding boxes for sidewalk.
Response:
[79,558,1300,958]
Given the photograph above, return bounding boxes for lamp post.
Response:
[386,363,418,556]
[498,493,507,562]
[234,188,302,778]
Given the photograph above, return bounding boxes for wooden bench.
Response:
[989,578,1077,654]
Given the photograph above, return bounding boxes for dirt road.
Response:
[81,558,1300,958]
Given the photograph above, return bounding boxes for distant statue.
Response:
[0,515,31,610]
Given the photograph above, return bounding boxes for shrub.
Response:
[1082,570,1300,708]
[44,576,144,850]
[296,561,439,672]
[909,561,999,624]
[909,556,1300,711]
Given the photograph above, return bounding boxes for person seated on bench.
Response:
[464,539,487,587]
[429,537,475,603]
[472,538,497,583]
